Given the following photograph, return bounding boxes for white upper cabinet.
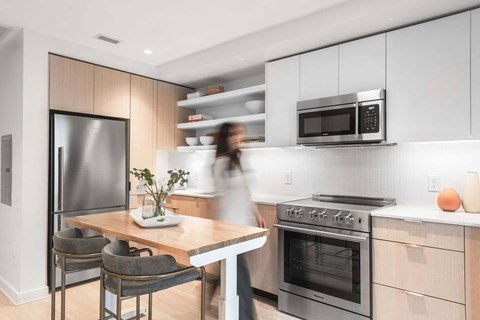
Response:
[472,9,480,139]
[386,12,471,143]
[339,34,386,95]
[266,56,300,147]
[299,46,339,100]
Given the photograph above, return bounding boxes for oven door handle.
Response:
[274,224,369,242]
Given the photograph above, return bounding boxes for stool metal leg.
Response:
[148,293,153,320]
[61,256,66,320]
[116,280,122,320]
[100,271,105,320]
[136,295,140,320]
[51,250,56,320]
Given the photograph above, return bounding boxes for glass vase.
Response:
[154,197,166,217]
[142,196,155,219]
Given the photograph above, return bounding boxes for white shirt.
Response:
[213,156,256,226]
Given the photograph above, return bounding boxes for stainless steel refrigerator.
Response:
[48,112,128,288]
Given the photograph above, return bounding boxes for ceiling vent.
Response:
[93,34,121,45]
[0,25,11,41]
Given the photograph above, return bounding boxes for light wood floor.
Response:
[0,281,299,320]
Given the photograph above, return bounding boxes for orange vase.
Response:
[437,187,461,212]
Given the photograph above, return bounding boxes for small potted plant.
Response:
[131,168,189,219]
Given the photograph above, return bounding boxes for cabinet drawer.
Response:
[373,239,465,303]
[373,217,464,251]
[373,284,465,320]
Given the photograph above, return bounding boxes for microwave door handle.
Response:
[355,103,359,138]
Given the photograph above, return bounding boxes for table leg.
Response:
[219,255,239,320]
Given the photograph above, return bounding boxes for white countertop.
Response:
[171,189,308,205]
[372,205,480,227]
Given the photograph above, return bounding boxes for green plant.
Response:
[130,168,189,217]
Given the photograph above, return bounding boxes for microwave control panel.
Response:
[359,104,380,133]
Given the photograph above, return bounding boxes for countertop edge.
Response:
[372,205,480,228]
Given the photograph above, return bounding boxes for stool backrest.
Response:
[102,240,177,276]
[53,228,110,254]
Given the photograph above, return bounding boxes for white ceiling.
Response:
[1,0,480,87]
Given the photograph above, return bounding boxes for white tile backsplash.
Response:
[158,140,480,206]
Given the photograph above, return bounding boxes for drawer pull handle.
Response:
[404,219,423,223]
[405,291,424,298]
[405,244,422,248]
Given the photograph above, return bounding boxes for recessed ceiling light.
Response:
[144,49,153,55]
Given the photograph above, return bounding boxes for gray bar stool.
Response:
[100,240,206,320]
[51,228,110,320]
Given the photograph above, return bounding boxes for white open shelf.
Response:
[177,142,267,152]
[177,113,266,130]
[177,84,266,109]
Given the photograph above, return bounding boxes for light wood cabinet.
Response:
[130,75,156,192]
[386,12,471,143]
[373,283,465,320]
[165,195,210,218]
[338,34,386,94]
[156,82,194,150]
[372,216,464,251]
[245,204,278,295]
[373,216,470,320]
[265,56,300,147]
[472,9,480,139]
[94,66,131,118]
[49,55,94,113]
[373,239,465,304]
[466,227,480,320]
[299,46,339,100]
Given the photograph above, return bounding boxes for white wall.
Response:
[163,140,480,209]
[0,30,24,302]
[0,28,159,304]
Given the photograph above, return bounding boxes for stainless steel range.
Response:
[276,194,395,320]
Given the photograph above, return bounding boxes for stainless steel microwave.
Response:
[297,89,386,146]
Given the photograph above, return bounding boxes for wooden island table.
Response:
[65,210,269,320]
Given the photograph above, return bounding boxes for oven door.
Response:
[276,221,370,317]
[297,104,360,145]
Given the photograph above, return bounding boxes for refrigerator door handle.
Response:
[57,147,64,212]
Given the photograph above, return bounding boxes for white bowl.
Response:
[186,137,199,146]
[199,136,214,145]
[245,100,265,114]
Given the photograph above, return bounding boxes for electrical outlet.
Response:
[428,175,441,192]
[285,172,292,185]
[192,171,199,181]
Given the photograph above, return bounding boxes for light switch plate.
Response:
[285,172,292,185]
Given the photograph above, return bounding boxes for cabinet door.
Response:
[175,86,195,147]
[165,195,207,218]
[49,55,94,113]
[245,204,278,294]
[156,81,176,150]
[472,9,480,139]
[386,12,470,143]
[130,75,156,192]
[373,284,465,320]
[94,66,131,118]
[339,34,386,95]
[300,46,339,100]
[466,227,480,320]
[266,56,300,147]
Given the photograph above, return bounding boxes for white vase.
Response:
[462,171,480,213]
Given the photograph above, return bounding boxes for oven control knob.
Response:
[318,211,328,222]
[286,208,294,218]
[334,212,343,224]
[309,210,318,220]
[295,209,304,219]
[345,214,355,225]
